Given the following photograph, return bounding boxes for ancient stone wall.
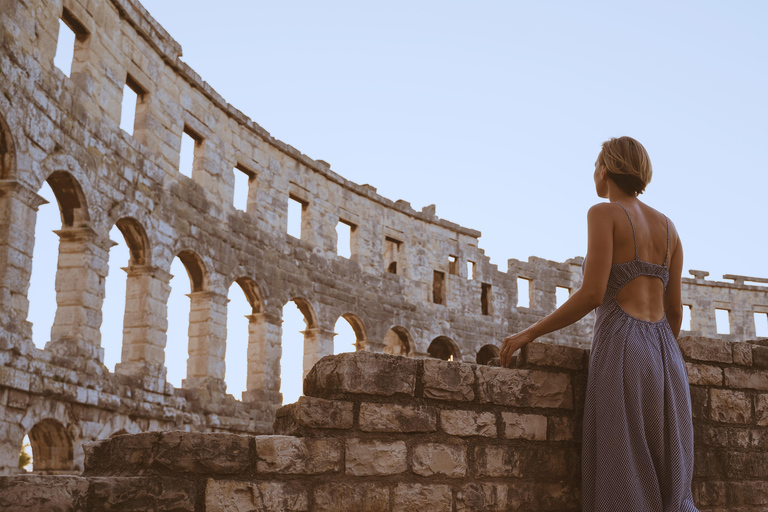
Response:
[3,337,768,511]
[1,0,767,481]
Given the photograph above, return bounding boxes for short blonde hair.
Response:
[597,136,653,196]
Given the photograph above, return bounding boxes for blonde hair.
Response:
[597,136,653,196]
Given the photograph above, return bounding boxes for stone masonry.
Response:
[3,337,768,510]
[1,0,767,489]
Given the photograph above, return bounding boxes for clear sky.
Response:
[27,1,768,404]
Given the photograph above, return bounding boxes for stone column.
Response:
[183,290,228,390]
[114,265,172,390]
[0,180,47,344]
[242,312,283,423]
[302,327,336,380]
[47,226,115,362]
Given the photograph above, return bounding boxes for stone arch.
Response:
[45,170,90,227]
[176,249,206,292]
[335,313,367,352]
[428,336,460,361]
[288,297,318,330]
[114,217,150,266]
[233,277,263,314]
[27,419,74,473]
[476,344,500,365]
[0,109,15,180]
[384,326,412,356]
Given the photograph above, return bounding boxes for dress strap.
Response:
[615,202,639,260]
[663,215,670,267]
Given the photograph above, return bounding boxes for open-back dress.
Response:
[581,204,699,511]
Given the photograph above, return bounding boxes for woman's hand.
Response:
[500,330,537,368]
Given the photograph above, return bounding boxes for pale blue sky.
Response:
[28,1,767,404]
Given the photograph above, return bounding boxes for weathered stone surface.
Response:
[84,432,162,474]
[0,475,89,512]
[412,443,467,477]
[502,412,547,441]
[314,483,389,512]
[678,337,732,363]
[422,359,475,401]
[549,416,574,441]
[440,409,496,437]
[88,476,197,512]
[153,431,252,474]
[345,439,407,476]
[734,343,753,366]
[359,403,437,432]
[710,389,752,424]
[751,345,768,368]
[686,363,723,386]
[756,394,768,427]
[473,445,568,479]
[393,483,452,512]
[205,479,308,512]
[274,396,353,433]
[517,342,584,370]
[455,483,509,512]
[725,367,768,390]
[304,352,417,398]
[475,366,572,409]
[254,436,341,474]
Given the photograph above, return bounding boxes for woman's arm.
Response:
[500,204,614,367]
[664,226,684,338]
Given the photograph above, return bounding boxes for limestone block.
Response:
[685,363,723,386]
[304,352,417,398]
[439,409,496,437]
[274,396,353,434]
[152,431,252,474]
[359,403,437,432]
[473,445,568,479]
[345,439,407,476]
[517,342,584,370]
[455,483,508,512]
[678,337,732,363]
[422,359,475,401]
[549,416,574,441]
[205,479,308,512]
[502,412,547,441]
[412,442,467,477]
[84,432,162,474]
[0,475,89,512]
[255,436,341,474]
[393,483,452,512]
[725,367,768,390]
[752,345,768,368]
[536,482,581,510]
[475,367,572,409]
[734,343,753,366]
[313,482,390,512]
[88,476,197,511]
[756,394,768,427]
[710,389,751,424]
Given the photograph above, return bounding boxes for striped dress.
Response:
[581,204,699,511]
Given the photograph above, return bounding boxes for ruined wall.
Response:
[3,337,768,511]
[1,0,767,480]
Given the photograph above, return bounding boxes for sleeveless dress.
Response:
[581,204,699,512]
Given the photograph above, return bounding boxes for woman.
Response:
[500,136,697,511]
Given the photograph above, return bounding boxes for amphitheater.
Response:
[1,0,768,510]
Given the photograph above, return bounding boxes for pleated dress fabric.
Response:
[581,204,699,512]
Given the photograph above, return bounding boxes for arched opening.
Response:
[226,277,263,398]
[27,172,90,348]
[280,297,317,405]
[428,336,460,361]
[27,419,73,473]
[476,344,500,365]
[19,434,33,472]
[166,250,207,388]
[383,326,412,356]
[333,313,366,354]
[101,218,150,371]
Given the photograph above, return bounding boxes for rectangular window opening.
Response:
[481,283,492,316]
[467,260,476,280]
[682,305,692,331]
[385,237,401,274]
[54,9,88,78]
[756,312,768,338]
[448,255,459,276]
[287,196,306,239]
[715,309,731,335]
[432,270,446,305]
[119,75,145,135]
[233,164,254,212]
[336,220,354,259]
[556,286,570,309]
[179,127,201,178]
[517,277,531,308]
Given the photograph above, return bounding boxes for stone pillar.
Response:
[183,290,228,390]
[47,226,115,362]
[114,265,172,388]
[0,180,47,343]
[302,327,336,380]
[242,312,283,423]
